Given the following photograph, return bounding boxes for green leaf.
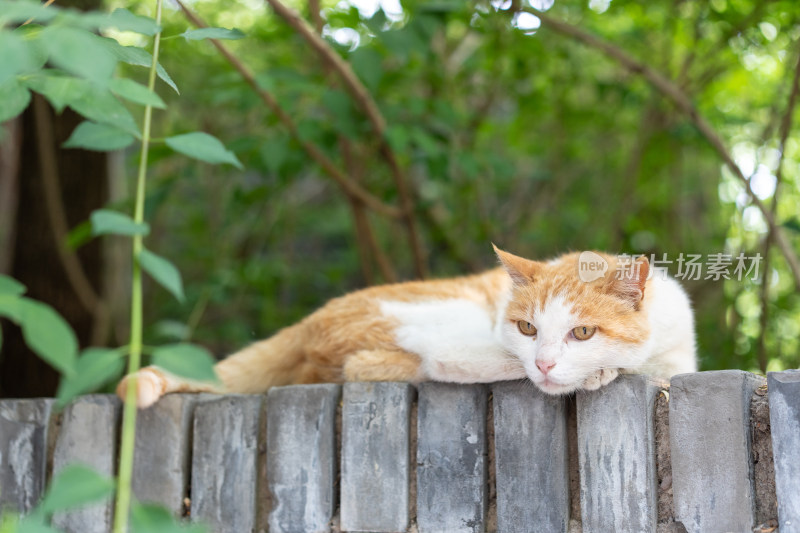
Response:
[260,136,289,173]
[0,1,60,25]
[0,78,32,123]
[321,89,359,138]
[66,220,93,251]
[23,72,90,114]
[107,8,161,36]
[0,32,38,85]
[91,209,150,237]
[180,27,245,41]
[17,299,78,376]
[0,275,26,296]
[40,26,117,84]
[152,344,218,383]
[0,293,18,353]
[68,85,140,137]
[55,11,110,32]
[165,132,243,169]
[411,127,441,158]
[93,36,179,94]
[254,73,275,92]
[109,78,165,108]
[782,218,800,233]
[350,48,383,92]
[16,521,61,533]
[153,319,189,341]
[386,125,410,153]
[39,464,115,515]
[364,8,387,33]
[7,513,64,533]
[0,294,23,322]
[418,1,462,13]
[131,503,208,533]
[56,348,126,407]
[0,513,18,533]
[63,121,136,151]
[155,63,178,94]
[139,249,185,303]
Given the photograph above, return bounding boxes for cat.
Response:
[117,246,696,408]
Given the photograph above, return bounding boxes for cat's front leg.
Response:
[581,368,620,391]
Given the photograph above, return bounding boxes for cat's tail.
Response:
[116,323,307,409]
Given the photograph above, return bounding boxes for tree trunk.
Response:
[0,104,108,398]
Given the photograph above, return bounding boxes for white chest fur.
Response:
[379,299,526,383]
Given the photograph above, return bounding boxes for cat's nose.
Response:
[536,359,556,375]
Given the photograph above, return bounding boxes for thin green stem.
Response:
[112,1,163,532]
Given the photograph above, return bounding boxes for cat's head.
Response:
[494,246,651,394]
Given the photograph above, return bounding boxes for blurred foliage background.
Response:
[3,0,800,394]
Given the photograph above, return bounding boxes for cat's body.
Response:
[119,248,697,408]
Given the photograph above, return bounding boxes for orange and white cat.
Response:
[118,247,696,408]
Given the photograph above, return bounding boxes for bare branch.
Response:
[32,95,110,341]
[524,6,800,289]
[176,0,402,219]
[340,138,398,283]
[0,117,21,275]
[757,45,800,372]
[308,0,325,36]
[265,0,429,278]
[304,1,396,284]
[266,0,387,135]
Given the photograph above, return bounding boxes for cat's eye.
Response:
[572,326,597,340]
[517,321,537,337]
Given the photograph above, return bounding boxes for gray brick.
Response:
[191,395,263,533]
[52,395,120,533]
[340,382,414,532]
[577,375,659,533]
[132,394,204,516]
[492,381,569,533]
[267,384,340,533]
[768,370,800,533]
[416,383,487,533]
[670,370,764,533]
[0,399,54,513]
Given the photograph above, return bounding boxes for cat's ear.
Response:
[607,255,649,309]
[493,244,541,285]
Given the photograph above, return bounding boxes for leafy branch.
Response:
[521,5,800,289]
[174,0,402,220]
[264,0,429,278]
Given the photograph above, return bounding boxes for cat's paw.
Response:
[116,368,166,409]
[581,368,620,391]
